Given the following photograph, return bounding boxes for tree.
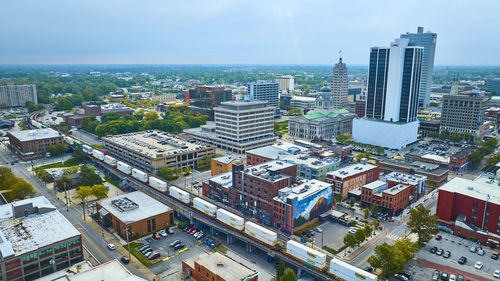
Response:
[343,233,357,250]
[55,97,74,111]
[73,186,93,220]
[80,165,103,187]
[371,219,380,235]
[354,229,366,246]
[355,152,371,162]
[370,203,379,216]
[276,260,286,279]
[451,132,462,143]
[368,242,404,277]
[364,224,373,238]
[349,197,356,207]
[54,176,73,192]
[91,184,108,199]
[70,148,87,164]
[63,166,79,175]
[182,166,192,176]
[407,204,438,245]
[486,154,500,166]
[334,193,343,204]
[157,166,179,180]
[144,111,159,121]
[469,150,483,168]
[363,208,370,220]
[101,112,121,123]
[427,131,439,139]
[279,268,297,281]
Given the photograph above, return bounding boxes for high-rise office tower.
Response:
[0,84,37,107]
[275,75,295,91]
[331,57,348,109]
[353,38,423,149]
[246,81,279,108]
[400,26,437,108]
[440,92,488,138]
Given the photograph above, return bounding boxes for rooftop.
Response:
[363,180,388,191]
[103,130,212,159]
[209,172,233,187]
[276,179,332,202]
[0,196,80,258]
[421,153,449,164]
[247,142,309,159]
[383,183,411,196]
[440,177,500,205]
[183,252,258,280]
[303,108,350,120]
[385,171,427,185]
[98,191,172,224]
[8,128,61,142]
[38,260,147,281]
[327,163,377,180]
[281,154,339,169]
[244,160,295,182]
[213,156,242,165]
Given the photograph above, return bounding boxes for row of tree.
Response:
[427,130,474,143]
[53,165,103,191]
[343,223,376,251]
[47,143,68,157]
[0,167,36,201]
[470,138,498,168]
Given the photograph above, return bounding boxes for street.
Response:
[0,142,148,279]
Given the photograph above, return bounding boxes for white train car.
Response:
[216,209,244,231]
[64,136,75,146]
[82,145,93,154]
[244,221,277,246]
[286,240,326,270]
[92,150,105,161]
[169,186,190,204]
[104,155,117,167]
[193,198,217,217]
[117,161,132,175]
[132,168,148,183]
[149,176,168,193]
[329,258,377,281]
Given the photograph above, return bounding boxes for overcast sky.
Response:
[1,0,498,65]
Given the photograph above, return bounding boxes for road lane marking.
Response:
[177,247,189,253]
[357,252,372,267]
[78,228,110,262]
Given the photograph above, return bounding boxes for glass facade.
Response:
[366,48,389,120]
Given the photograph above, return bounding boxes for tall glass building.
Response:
[400,27,437,108]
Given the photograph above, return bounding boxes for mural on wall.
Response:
[293,184,333,227]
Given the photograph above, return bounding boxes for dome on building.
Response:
[319,86,331,92]
[315,91,334,109]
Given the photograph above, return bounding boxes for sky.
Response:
[1,0,499,65]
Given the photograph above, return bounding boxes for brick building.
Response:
[231,161,296,224]
[202,172,233,204]
[188,86,232,108]
[8,128,64,160]
[355,100,366,117]
[0,197,83,281]
[246,142,309,166]
[385,172,427,199]
[449,147,475,173]
[326,163,380,199]
[437,178,500,243]
[182,252,258,281]
[361,180,419,216]
[97,191,174,239]
[211,156,243,176]
[62,114,83,128]
[377,159,448,188]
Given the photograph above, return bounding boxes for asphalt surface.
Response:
[71,129,102,146]
[0,142,147,279]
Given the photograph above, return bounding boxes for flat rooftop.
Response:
[0,196,80,258]
[246,142,309,159]
[281,154,339,169]
[244,160,295,181]
[103,130,212,159]
[38,260,147,281]
[327,163,377,180]
[382,183,411,196]
[98,191,172,224]
[209,172,233,187]
[213,156,242,165]
[184,252,258,280]
[363,180,388,190]
[8,128,61,142]
[440,177,500,206]
[385,171,427,185]
[421,153,449,164]
[276,179,332,202]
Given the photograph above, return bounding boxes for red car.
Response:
[187,227,195,234]
[435,234,442,240]
[492,253,499,260]
[152,233,161,239]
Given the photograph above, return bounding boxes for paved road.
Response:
[0,143,147,279]
[71,129,102,146]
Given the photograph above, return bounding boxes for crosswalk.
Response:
[387,233,405,240]
[387,233,418,242]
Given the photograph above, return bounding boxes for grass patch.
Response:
[213,245,227,253]
[104,176,120,187]
[91,144,102,149]
[294,220,323,237]
[323,244,348,255]
[177,221,189,229]
[37,157,82,170]
[274,121,289,134]
[129,242,153,267]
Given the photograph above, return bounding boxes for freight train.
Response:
[78,142,377,281]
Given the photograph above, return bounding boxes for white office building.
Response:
[353,38,423,149]
[275,75,295,91]
[246,80,279,108]
[401,27,437,108]
[0,84,37,107]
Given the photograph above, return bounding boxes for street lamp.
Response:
[124,226,131,260]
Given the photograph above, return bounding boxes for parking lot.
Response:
[416,231,500,280]
[310,221,352,250]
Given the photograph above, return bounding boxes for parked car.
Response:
[458,256,467,264]
[470,246,477,253]
[436,248,444,256]
[174,243,185,250]
[348,229,356,234]
[152,233,161,240]
[430,247,438,254]
[137,245,148,252]
[394,274,408,281]
[140,247,152,254]
[457,275,464,281]
[144,251,154,259]
[313,227,323,233]
[159,230,168,238]
[492,253,499,260]
[148,252,160,260]
[197,233,206,240]
[167,228,174,235]
[477,248,485,256]
[449,274,456,281]
[432,270,440,281]
[400,271,412,279]
[443,251,451,258]
[494,270,500,279]
[435,234,442,240]
[120,256,130,264]
[440,271,449,281]
[170,240,181,247]
[107,243,116,251]
[474,261,483,270]
[364,266,374,273]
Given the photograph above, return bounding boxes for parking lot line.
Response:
[162,256,172,262]
[177,247,189,254]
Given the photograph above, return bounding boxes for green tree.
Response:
[364,224,373,238]
[451,132,462,143]
[73,185,93,220]
[54,176,73,192]
[70,148,87,164]
[157,166,179,180]
[486,154,500,166]
[370,203,379,216]
[427,131,439,139]
[55,97,74,111]
[363,208,370,220]
[343,233,357,251]
[80,165,103,186]
[91,184,108,199]
[276,260,286,279]
[368,242,404,277]
[349,197,356,207]
[101,112,122,123]
[279,268,297,281]
[182,166,192,176]
[144,111,159,121]
[469,150,483,168]
[355,152,371,162]
[354,228,366,246]
[63,166,79,175]
[334,193,343,204]
[371,219,380,234]
[407,204,438,245]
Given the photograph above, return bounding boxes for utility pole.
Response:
[64,182,69,205]
[125,226,131,260]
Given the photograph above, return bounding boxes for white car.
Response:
[348,229,356,234]
[449,274,456,281]
[107,243,116,251]
[159,230,167,237]
[494,270,500,278]
[475,261,483,270]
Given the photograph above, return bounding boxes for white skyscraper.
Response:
[331,57,348,109]
[353,38,423,149]
[401,27,437,108]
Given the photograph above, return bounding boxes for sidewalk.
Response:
[85,217,160,281]
[338,229,388,261]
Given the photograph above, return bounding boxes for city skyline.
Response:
[0,0,499,65]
